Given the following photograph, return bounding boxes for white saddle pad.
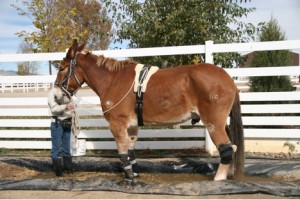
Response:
[134,64,159,93]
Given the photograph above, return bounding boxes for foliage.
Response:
[101,0,262,68]
[17,40,40,75]
[250,16,295,92]
[283,141,299,153]
[11,0,113,52]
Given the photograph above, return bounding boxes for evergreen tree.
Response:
[250,17,295,92]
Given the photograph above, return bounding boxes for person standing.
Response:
[48,86,74,176]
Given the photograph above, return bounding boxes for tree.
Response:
[12,0,113,74]
[249,16,294,92]
[17,40,40,75]
[102,0,261,68]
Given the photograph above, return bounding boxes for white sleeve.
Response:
[48,89,67,115]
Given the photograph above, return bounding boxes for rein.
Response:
[55,53,83,97]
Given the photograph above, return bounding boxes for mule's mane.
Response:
[94,54,135,72]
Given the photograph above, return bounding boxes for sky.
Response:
[0,0,300,74]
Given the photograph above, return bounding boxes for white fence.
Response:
[0,88,299,154]
[0,40,300,154]
[0,75,56,93]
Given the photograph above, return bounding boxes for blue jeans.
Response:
[50,122,71,159]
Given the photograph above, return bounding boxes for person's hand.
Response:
[66,102,75,110]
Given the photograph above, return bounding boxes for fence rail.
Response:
[0,40,300,154]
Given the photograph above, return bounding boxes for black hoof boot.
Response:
[131,162,139,177]
[128,149,139,177]
[52,158,63,177]
[63,156,73,173]
[119,153,135,181]
[124,167,135,182]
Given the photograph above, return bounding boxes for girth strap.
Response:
[135,65,152,126]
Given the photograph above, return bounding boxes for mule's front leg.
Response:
[110,124,135,181]
[127,126,139,177]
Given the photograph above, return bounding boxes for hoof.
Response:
[118,178,136,187]
[214,163,230,181]
[125,178,134,183]
[214,176,227,181]
[124,178,137,186]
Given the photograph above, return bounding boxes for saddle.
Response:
[134,64,159,126]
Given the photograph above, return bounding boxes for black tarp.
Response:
[0,157,299,197]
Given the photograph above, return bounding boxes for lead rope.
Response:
[71,108,81,149]
[102,79,135,114]
[73,79,135,115]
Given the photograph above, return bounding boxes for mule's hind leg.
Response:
[127,126,139,176]
[204,120,235,181]
[225,125,236,177]
[215,142,236,181]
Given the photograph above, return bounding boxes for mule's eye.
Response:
[59,64,68,71]
[59,60,69,71]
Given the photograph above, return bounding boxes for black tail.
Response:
[228,91,244,181]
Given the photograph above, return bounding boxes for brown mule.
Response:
[55,39,244,181]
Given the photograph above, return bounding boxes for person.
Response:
[48,86,75,176]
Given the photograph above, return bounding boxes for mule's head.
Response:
[55,39,86,96]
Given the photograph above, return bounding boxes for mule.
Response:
[55,39,244,181]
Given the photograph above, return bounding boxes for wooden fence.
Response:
[0,40,300,154]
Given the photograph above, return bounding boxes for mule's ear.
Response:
[66,39,78,59]
[78,39,87,52]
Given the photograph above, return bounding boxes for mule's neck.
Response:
[78,54,113,100]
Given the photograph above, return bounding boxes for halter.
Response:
[55,53,84,97]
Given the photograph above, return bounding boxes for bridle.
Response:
[55,53,84,97]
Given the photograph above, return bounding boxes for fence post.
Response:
[204,40,217,155]
[205,40,214,64]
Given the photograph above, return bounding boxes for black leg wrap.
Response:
[128,149,138,176]
[119,154,134,180]
[218,143,234,165]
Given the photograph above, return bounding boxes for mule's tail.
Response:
[228,91,244,181]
